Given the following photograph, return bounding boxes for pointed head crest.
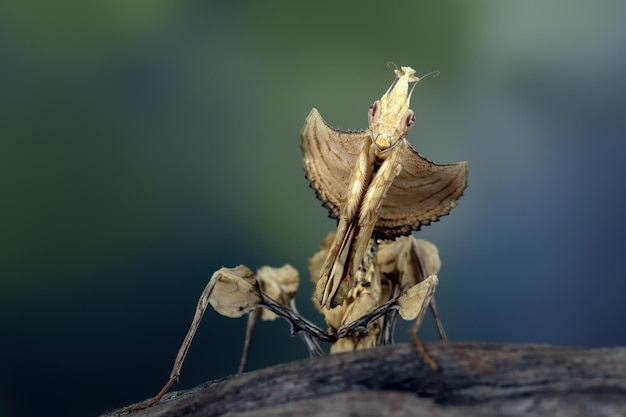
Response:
[368,65,439,150]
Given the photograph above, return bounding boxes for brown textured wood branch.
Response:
[105,342,626,417]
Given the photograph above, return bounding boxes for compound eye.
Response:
[368,100,380,119]
[405,110,416,129]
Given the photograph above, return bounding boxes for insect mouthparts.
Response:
[375,136,392,149]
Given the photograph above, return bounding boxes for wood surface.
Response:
[104,341,626,417]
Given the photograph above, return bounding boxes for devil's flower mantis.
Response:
[120,65,467,413]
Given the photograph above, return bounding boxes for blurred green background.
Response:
[2,1,626,416]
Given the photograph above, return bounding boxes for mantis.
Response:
[120,64,467,413]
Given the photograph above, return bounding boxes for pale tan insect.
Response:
[301,65,468,309]
[120,65,466,413]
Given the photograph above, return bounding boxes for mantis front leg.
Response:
[349,149,402,286]
[317,145,402,308]
[316,141,375,307]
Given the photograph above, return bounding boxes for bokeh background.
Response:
[2,1,626,416]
